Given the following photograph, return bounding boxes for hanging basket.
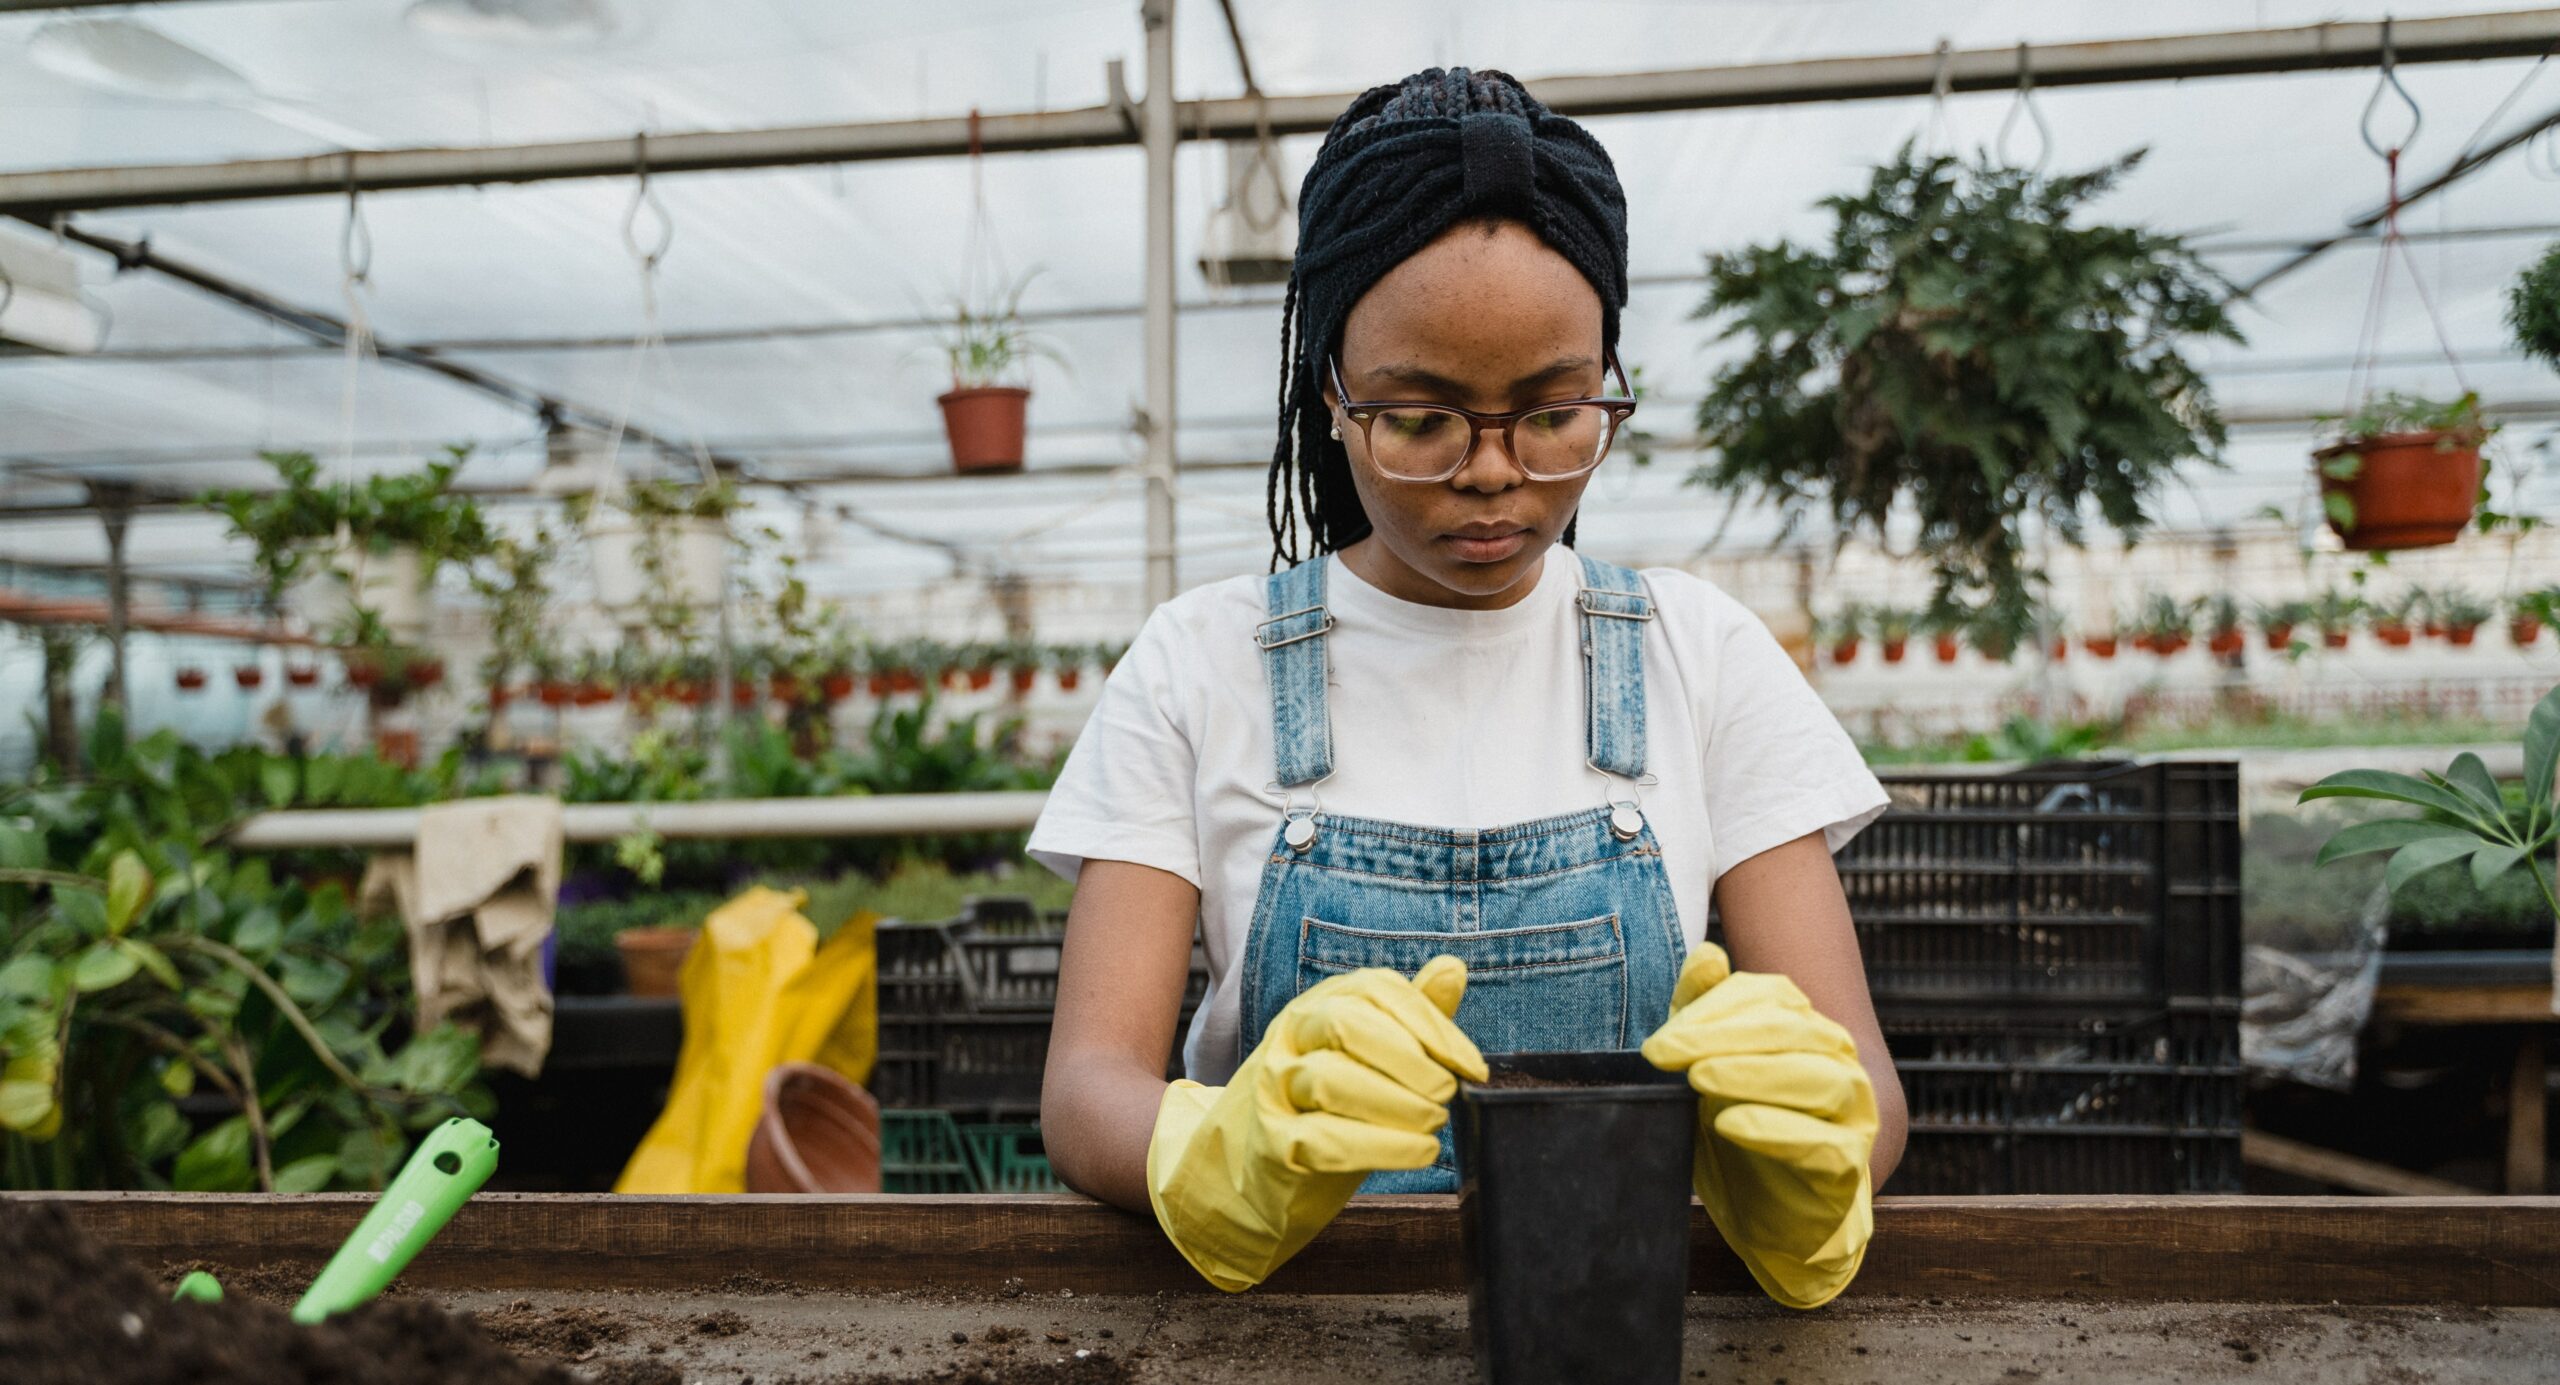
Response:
[174,667,208,692]
[2314,433,2482,552]
[2513,617,2545,648]
[233,665,264,690]
[1878,638,1907,665]
[2082,635,2117,660]
[589,514,729,621]
[285,664,320,688]
[937,387,1030,473]
[293,541,430,643]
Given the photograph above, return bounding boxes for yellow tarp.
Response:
[613,885,878,1194]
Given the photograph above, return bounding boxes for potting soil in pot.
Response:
[0,1199,577,1385]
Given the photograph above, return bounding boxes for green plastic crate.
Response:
[882,1110,979,1194]
[961,1122,1063,1193]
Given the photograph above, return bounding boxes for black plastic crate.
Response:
[1884,1001,2244,1194]
[1846,761,2241,1009]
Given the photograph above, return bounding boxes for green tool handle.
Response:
[290,1117,498,1324]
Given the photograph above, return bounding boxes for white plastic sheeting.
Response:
[1,0,2558,600]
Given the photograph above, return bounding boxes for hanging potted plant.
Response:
[233,662,264,690]
[1052,641,1087,690]
[207,447,490,644]
[2254,598,2311,652]
[1692,145,2237,620]
[2314,393,2497,552]
[2313,588,2362,650]
[1000,639,1043,695]
[174,666,208,692]
[1922,607,1963,664]
[2513,589,2556,648]
[2434,588,2493,647]
[2205,595,2246,658]
[2369,592,2419,648]
[579,477,737,627]
[1820,605,1863,665]
[1965,604,2022,663]
[2135,594,2193,657]
[1870,606,1912,664]
[935,272,1058,474]
[467,523,557,733]
[285,662,320,688]
[2081,611,2119,660]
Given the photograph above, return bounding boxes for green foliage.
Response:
[2509,240,2560,372]
[2247,806,2553,953]
[1955,714,2118,765]
[2323,390,2496,447]
[1692,144,2239,619]
[0,711,484,1191]
[204,448,494,606]
[622,476,742,521]
[938,269,1064,390]
[2300,683,2560,932]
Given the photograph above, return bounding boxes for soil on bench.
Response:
[4,1199,575,1385]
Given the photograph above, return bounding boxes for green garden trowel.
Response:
[172,1117,498,1323]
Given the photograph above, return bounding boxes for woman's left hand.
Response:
[1640,942,1878,1310]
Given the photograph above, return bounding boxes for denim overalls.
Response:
[1235,551,1689,1192]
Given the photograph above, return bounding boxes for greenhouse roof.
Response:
[2,0,2558,602]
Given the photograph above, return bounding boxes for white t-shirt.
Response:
[1027,545,1891,1084]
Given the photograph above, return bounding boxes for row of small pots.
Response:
[1828,615,2546,667]
[173,659,445,693]
[511,660,1104,710]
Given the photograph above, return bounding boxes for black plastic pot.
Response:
[1453,1050,1698,1385]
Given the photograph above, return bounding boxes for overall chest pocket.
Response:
[1299,913,1631,1054]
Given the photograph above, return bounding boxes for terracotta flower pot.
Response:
[345,661,380,690]
[967,667,995,692]
[731,681,759,708]
[286,665,320,687]
[2083,636,2117,659]
[667,680,707,706]
[1932,634,1960,664]
[937,385,1030,474]
[821,673,855,703]
[2315,430,2483,551]
[866,673,892,698]
[1057,667,1083,690]
[2375,623,2414,647]
[615,927,695,998]
[1011,667,1039,694]
[233,666,264,689]
[537,681,573,707]
[174,668,208,691]
[2424,621,2448,640]
[1880,639,1907,664]
[574,682,613,707]
[412,658,445,690]
[770,674,803,703]
[745,1062,883,1195]
[2262,624,2294,651]
[2513,617,2545,647]
[2447,624,2479,647]
[1829,639,1860,665]
[2208,629,2245,657]
[2322,628,2352,650]
[890,669,922,694]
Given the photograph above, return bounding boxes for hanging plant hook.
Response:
[2360,17,2423,161]
[1921,38,1955,156]
[1996,41,2052,173]
[622,132,675,272]
[339,157,373,288]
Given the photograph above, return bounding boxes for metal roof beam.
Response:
[4,11,2558,213]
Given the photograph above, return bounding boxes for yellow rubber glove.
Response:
[1641,943,1877,1310]
[1148,956,1487,1292]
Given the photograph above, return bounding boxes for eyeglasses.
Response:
[1326,353,1639,484]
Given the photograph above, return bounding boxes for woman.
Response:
[1029,68,1904,1309]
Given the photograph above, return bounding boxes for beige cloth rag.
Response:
[359,795,563,1077]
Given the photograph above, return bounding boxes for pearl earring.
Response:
[1329,425,1342,440]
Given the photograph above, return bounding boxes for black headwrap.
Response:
[1267,67,1631,567]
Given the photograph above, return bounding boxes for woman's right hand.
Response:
[1147,956,1486,1292]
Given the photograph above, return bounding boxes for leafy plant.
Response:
[2326,390,2496,445]
[1691,144,2238,620]
[2312,587,2364,637]
[2517,587,2560,629]
[2509,240,2560,372]
[938,269,1063,390]
[467,522,558,696]
[2254,598,2313,634]
[1,712,485,1191]
[2301,683,2560,934]
[205,449,493,609]
[2430,587,2494,632]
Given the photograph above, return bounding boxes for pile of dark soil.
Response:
[1,1199,574,1385]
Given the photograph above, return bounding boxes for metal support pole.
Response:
[90,481,135,716]
[1140,0,1179,609]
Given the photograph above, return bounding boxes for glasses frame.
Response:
[1325,352,1640,484]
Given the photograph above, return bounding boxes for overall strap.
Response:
[1256,557,1335,789]
[1576,552,1653,781]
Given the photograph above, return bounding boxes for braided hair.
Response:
[1266,67,1631,570]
